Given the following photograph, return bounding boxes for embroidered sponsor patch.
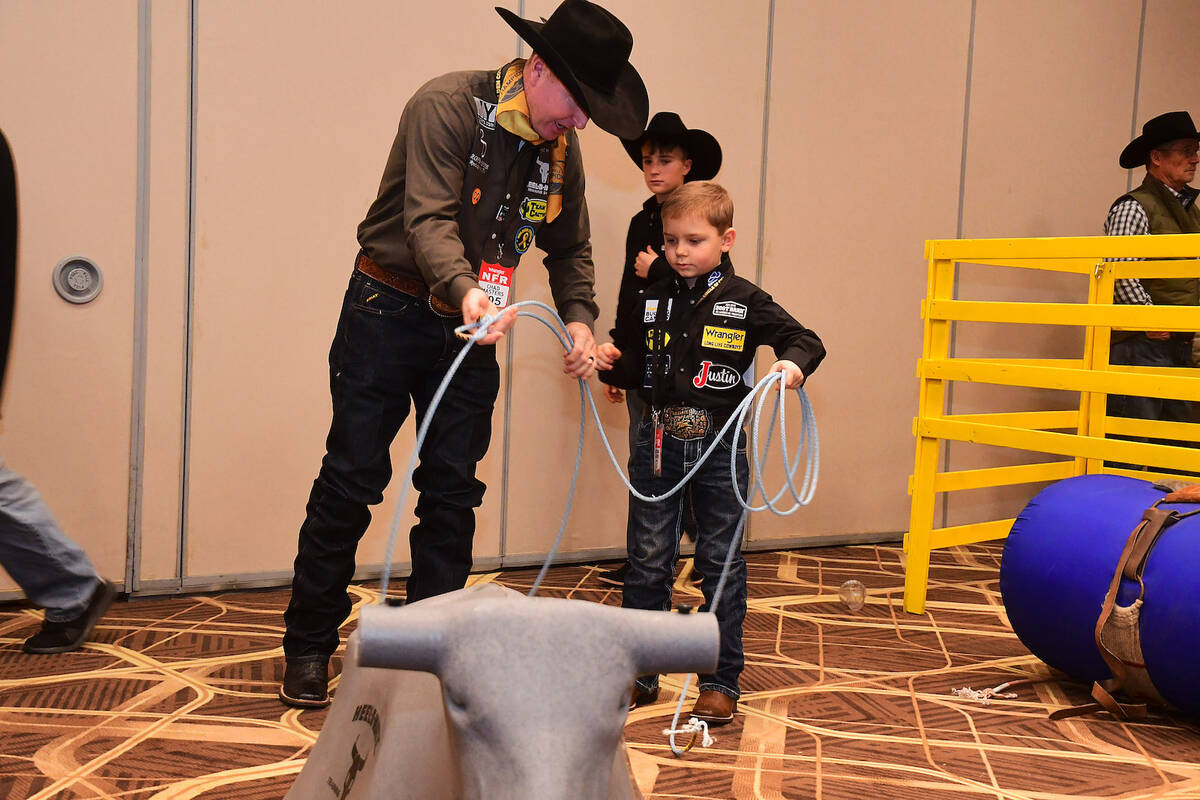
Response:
[707,270,722,287]
[514,226,534,254]
[643,299,658,323]
[473,97,497,129]
[701,325,746,352]
[495,204,509,222]
[692,360,741,390]
[471,188,481,205]
[643,354,670,388]
[469,128,489,173]
[713,301,747,320]
[646,329,671,351]
[520,197,547,222]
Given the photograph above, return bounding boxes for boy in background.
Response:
[595,181,824,723]
[596,112,721,586]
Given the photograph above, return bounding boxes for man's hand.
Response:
[603,384,624,404]
[633,246,657,279]
[594,342,621,370]
[563,322,596,379]
[461,288,517,346]
[769,359,806,390]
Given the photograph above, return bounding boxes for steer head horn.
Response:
[625,608,719,676]
[357,603,449,673]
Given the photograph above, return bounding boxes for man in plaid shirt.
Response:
[1105,111,1200,453]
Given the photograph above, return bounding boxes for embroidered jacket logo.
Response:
[701,325,746,351]
[693,360,740,390]
[520,198,547,222]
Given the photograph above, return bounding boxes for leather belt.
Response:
[659,406,710,440]
[355,251,458,317]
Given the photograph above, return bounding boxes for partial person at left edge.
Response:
[0,128,118,654]
[279,0,649,708]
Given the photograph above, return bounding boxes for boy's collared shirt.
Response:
[601,254,825,415]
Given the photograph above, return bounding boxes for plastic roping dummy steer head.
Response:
[285,583,718,800]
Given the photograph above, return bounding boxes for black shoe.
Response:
[596,562,628,586]
[628,683,660,711]
[279,659,330,708]
[23,579,118,654]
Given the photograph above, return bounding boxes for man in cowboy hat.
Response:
[279,0,648,708]
[1105,111,1200,448]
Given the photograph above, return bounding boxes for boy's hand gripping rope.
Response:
[377,301,819,757]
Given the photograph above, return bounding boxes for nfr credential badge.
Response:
[479,261,515,309]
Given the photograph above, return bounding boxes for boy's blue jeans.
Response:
[623,416,748,700]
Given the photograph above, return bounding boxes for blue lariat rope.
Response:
[376,300,819,756]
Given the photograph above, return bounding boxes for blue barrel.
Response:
[1000,474,1200,714]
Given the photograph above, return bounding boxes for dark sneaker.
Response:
[596,562,628,586]
[628,683,660,711]
[279,659,331,708]
[23,579,118,654]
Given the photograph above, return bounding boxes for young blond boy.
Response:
[596,112,721,586]
[595,181,825,723]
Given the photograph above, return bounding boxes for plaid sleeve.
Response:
[1104,199,1153,305]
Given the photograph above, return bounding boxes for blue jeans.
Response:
[0,458,100,621]
[1107,334,1194,468]
[623,417,748,699]
[283,269,500,661]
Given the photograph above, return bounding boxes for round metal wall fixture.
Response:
[52,256,103,304]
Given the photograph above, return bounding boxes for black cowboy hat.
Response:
[621,112,722,182]
[495,0,648,139]
[1120,111,1200,169]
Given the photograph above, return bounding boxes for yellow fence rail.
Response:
[904,233,1200,613]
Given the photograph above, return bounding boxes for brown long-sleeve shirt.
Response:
[357,64,598,328]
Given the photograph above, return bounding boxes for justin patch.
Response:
[713,301,747,320]
[692,360,741,390]
[701,325,746,352]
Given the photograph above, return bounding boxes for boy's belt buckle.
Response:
[662,406,709,439]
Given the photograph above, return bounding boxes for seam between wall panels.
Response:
[499,0,524,564]
[1128,0,1148,193]
[745,0,776,545]
[128,0,153,591]
[942,0,977,531]
[177,0,198,589]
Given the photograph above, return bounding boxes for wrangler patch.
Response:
[701,325,745,352]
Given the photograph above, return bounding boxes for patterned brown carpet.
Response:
[1,543,1198,799]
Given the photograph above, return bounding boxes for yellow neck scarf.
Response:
[495,60,567,224]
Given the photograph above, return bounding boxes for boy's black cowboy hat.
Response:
[495,0,648,140]
[621,112,722,181]
[1120,111,1200,169]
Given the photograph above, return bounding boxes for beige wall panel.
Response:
[946,0,1140,526]
[0,2,139,591]
[183,1,520,579]
[752,0,971,544]
[139,0,192,584]
[1134,0,1200,152]
[502,0,770,560]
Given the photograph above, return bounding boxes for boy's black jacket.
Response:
[599,254,825,415]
